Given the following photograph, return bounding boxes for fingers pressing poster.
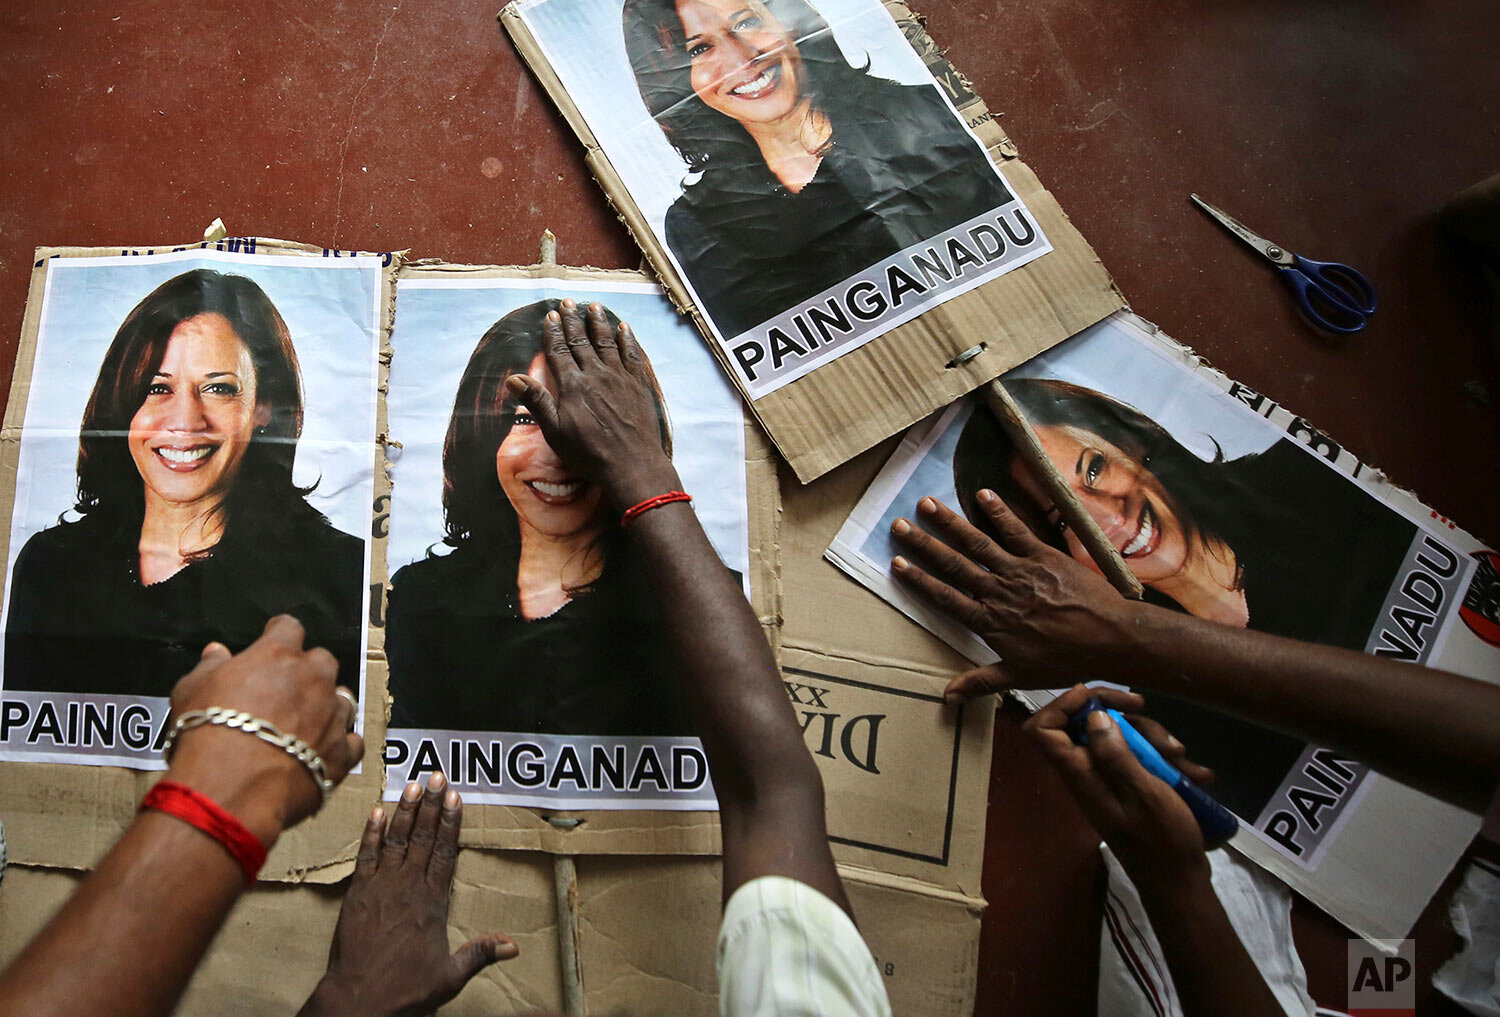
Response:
[511,0,1052,398]
[382,273,749,810]
[827,311,1499,938]
[0,247,383,768]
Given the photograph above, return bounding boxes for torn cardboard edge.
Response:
[500,0,1126,482]
[0,237,399,883]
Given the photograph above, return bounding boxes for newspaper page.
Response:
[827,310,1498,938]
[510,0,1052,399]
[0,247,381,769]
[383,274,749,809]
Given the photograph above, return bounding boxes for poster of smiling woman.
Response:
[506,0,1055,403]
[0,244,385,769]
[826,310,1500,940]
[382,268,752,810]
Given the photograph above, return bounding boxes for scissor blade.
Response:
[1190,194,1289,264]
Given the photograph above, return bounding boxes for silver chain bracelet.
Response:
[161,707,333,808]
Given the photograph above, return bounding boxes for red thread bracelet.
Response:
[140,781,268,886]
[621,490,691,526]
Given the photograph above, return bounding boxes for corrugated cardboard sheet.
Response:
[501,0,1124,482]
[0,852,983,1016]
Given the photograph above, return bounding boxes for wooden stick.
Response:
[552,852,586,1016]
[982,379,1144,600]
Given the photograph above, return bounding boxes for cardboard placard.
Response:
[501,0,1123,481]
[382,261,773,852]
[0,239,398,882]
[377,261,995,886]
[826,310,1499,940]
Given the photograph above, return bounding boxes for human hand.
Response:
[1028,685,1215,894]
[166,614,364,844]
[504,298,680,509]
[890,491,1140,701]
[299,774,519,1017]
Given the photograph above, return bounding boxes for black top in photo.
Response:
[385,545,714,738]
[1134,439,1418,820]
[664,76,1012,338]
[4,505,365,699]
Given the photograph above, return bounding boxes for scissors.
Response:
[1191,193,1378,334]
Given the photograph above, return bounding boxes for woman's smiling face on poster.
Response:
[1013,423,1191,583]
[496,355,605,539]
[677,0,804,126]
[127,312,268,510]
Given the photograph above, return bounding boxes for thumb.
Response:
[1084,709,1151,799]
[944,662,1018,705]
[446,933,519,994]
[504,375,561,436]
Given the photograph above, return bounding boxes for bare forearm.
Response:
[0,814,246,1017]
[527,304,842,904]
[628,494,844,905]
[1137,869,1284,1017]
[613,464,848,906]
[0,730,303,1017]
[0,620,359,1017]
[1112,602,1500,810]
[620,470,817,805]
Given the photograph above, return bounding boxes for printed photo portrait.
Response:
[830,314,1469,856]
[0,250,381,767]
[515,0,1052,397]
[382,276,749,809]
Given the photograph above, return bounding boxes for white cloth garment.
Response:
[1434,857,1500,1017]
[717,875,892,1017]
[1097,844,1317,1017]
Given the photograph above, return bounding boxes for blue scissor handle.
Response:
[1278,255,1378,334]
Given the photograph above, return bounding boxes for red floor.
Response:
[2,1,1497,1013]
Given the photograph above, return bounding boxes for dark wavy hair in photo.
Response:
[75,268,310,542]
[621,0,871,173]
[952,378,1258,588]
[440,298,673,570]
